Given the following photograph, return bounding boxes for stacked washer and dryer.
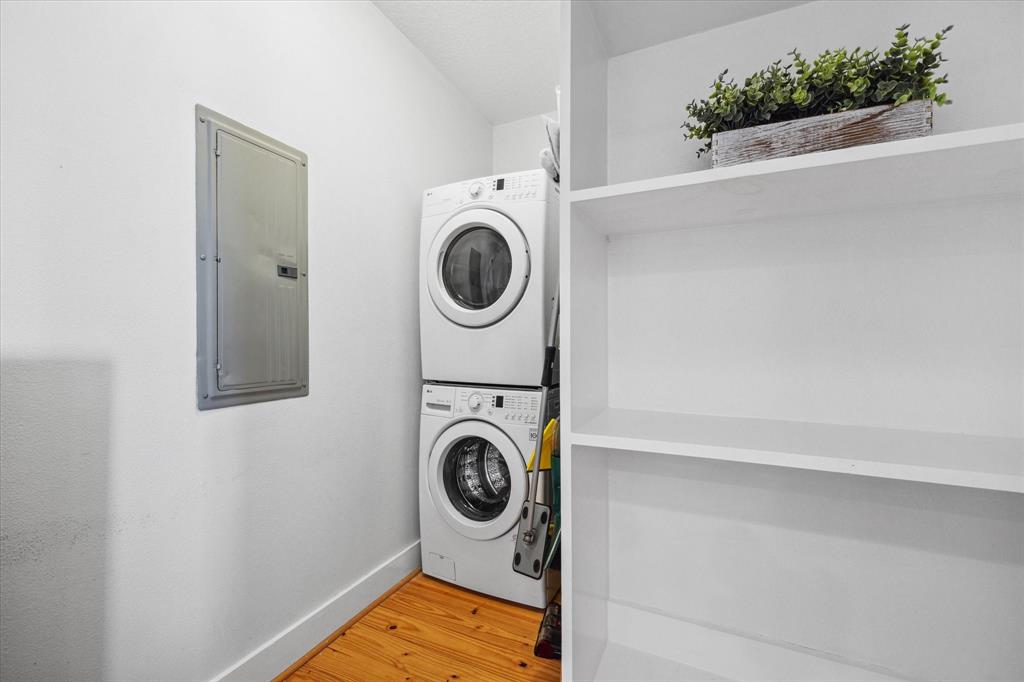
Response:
[418,169,558,608]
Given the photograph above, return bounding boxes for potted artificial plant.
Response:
[683,24,953,167]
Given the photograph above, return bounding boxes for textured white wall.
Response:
[607,0,1024,182]
[0,2,491,680]
[493,111,558,175]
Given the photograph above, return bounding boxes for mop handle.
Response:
[525,292,559,539]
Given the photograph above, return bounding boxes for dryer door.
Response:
[426,208,530,328]
[427,420,527,541]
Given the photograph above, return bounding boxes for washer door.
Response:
[427,420,527,541]
[426,208,530,328]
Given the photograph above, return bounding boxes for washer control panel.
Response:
[422,169,549,217]
[454,387,540,423]
[422,383,560,425]
[461,386,560,422]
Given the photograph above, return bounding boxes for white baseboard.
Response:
[210,540,420,682]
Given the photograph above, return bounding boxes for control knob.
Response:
[468,182,484,199]
[468,393,483,411]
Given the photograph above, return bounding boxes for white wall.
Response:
[492,110,558,175]
[0,2,491,680]
[607,0,1024,183]
[606,200,1023,437]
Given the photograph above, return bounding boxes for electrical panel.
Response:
[196,105,308,410]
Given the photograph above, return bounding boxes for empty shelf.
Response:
[571,408,1024,493]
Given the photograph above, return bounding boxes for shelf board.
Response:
[571,408,1024,493]
[594,643,729,682]
[569,124,1024,235]
[598,601,905,682]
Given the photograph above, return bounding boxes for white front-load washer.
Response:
[420,169,557,387]
[419,382,558,608]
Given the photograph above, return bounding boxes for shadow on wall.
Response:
[1,358,112,680]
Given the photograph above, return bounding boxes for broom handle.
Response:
[525,292,559,542]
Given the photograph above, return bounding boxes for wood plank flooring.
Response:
[285,573,560,682]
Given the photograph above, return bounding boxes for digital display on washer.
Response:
[495,395,504,408]
[496,178,505,190]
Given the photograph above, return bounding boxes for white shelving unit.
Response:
[558,2,1024,681]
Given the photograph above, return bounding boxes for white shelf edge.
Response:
[569,424,1024,495]
[568,123,1024,204]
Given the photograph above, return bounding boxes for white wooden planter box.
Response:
[711,98,934,167]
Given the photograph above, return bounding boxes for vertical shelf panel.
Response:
[566,1,608,191]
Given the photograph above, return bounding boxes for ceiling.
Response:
[374,0,560,125]
[588,1,809,56]
[373,1,807,125]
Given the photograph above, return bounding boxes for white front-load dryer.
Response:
[419,382,558,608]
[420,169,557,387]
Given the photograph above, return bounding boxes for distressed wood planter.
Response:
[711,99,933,167]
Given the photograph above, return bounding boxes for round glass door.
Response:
[442,228,513,310]
[427,420,527,540]
[427,208,530,328]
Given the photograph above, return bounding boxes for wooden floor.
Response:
[285,573,561,682]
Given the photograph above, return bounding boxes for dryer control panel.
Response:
[485,172,544,201]
[422,169,550,217]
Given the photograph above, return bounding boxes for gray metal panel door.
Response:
[196,105,308,410]
[216,131,301,390]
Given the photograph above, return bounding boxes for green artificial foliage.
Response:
[682,24,953,156]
